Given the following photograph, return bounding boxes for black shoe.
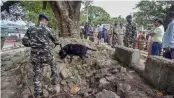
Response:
[51,77,58,85]
[34,92,43,97]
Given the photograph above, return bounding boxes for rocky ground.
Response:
[1,38,172,98]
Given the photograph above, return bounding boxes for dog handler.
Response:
[22,14,60,97]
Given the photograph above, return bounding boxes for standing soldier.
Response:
[124,15,137,48]
[22,14,60,97]
[112,23,118,47]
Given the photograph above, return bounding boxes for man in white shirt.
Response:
[98,24,103,40]
[162,11,174,59]
[150,18,165,56]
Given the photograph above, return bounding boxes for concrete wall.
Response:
[143,56,174,94]
[115,46,141,68]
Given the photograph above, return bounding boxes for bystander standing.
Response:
[150,18,164,56]
[162,11,174,59]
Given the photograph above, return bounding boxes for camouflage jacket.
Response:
[125,22,137,37]
[22,24,59,50]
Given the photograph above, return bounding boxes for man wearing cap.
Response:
[112,23,119,47]
[22,14,60,97]
[150,18,164,56]
[124,15,137,48]
[162,11,174,59]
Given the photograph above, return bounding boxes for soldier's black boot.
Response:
[34,91,43,98]
[51,72,58,85]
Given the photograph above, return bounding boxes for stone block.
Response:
[143,56,174,94]
[96,89,120,98]
[60,68,72,79]
[115,46,141,67]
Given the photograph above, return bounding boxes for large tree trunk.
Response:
[49,1,81,38]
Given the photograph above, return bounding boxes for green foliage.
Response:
[81,6,110,26]
[20,1,58,31]
[80,5,126,26]
[133,0,173,30]
[80,12,87,24]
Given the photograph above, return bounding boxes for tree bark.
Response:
[49,1,81,38]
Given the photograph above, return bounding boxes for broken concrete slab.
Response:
[143,56,174,94]
[114,46,143,73]
[115,46,141,67]
[96,89,120,98]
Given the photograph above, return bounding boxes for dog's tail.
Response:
[86,47,97,51]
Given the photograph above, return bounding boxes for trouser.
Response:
[98,31,102,39]
[104,32,108,43]
[117,34,124,46]
[124,37,136,48]
[30,49,57,96]
[163,48,174,59]
[112,34,117,47]
[108,34,112,45]
[151,42,162,56]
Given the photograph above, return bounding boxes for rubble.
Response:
[60,68,72,79]
[1,38,173,98]
[99,78,110,87]
[96,89,120,98]
[119,66,127,73]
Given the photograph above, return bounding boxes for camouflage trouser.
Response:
[30,49,57,96]
[124,35,136,48]
[112,34,118,47]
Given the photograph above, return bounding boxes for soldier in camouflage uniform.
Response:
[124,15,137,48]
[112,23,119,47]
[22,14,60,97]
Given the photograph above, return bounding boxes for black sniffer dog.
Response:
[59,44,97,63]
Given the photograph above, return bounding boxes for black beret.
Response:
[39,14,49,21]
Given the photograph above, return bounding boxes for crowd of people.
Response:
[80,22,126,48]
[80,11,174,60]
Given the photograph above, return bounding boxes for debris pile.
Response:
[1,38,173,98]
